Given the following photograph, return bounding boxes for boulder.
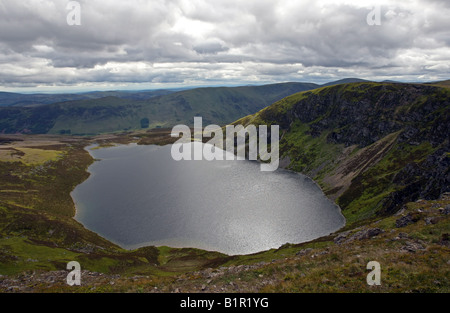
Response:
[395,213,422,228]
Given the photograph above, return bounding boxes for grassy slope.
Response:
[237,82,449,225]
[0,83,318,135]
[424,79,450,89]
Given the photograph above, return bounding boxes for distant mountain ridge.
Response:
[1,78,448,135]
[320,78,371,87]
[0,82,318,134]
[0,89,177,107]
[0,78,373,108]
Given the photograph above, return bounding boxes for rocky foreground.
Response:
[2,194,448,293]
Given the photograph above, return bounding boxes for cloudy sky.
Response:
[0,0,449,92]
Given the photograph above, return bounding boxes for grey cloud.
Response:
[0,0,449,89]
[193,41,228,55]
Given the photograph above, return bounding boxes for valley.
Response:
[0,81,449,293]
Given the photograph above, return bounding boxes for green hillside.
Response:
[0,82,318,135]
[424,79,450,89]
[0,89,176,107]
[235,82,450,224]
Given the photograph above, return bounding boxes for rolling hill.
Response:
[424,79,450,89]
[320,78,372,87]
[234,82,450,224]
[0,82,318,135]
[0,89,177,108]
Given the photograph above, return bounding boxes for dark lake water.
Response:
[72,143,345,255]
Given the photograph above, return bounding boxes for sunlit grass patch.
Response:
[0,237,80,275]
[0,147,63,165]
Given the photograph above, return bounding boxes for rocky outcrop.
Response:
[334,228,384,245]
[250,82,450,222]
[396,213,422,228]
[261,83,449,148]
[381,147,450,215]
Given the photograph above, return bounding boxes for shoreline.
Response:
[71,140,346,256]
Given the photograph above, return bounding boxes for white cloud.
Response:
[0,0,448,91]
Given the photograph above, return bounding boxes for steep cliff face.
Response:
[237,82,450,224]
